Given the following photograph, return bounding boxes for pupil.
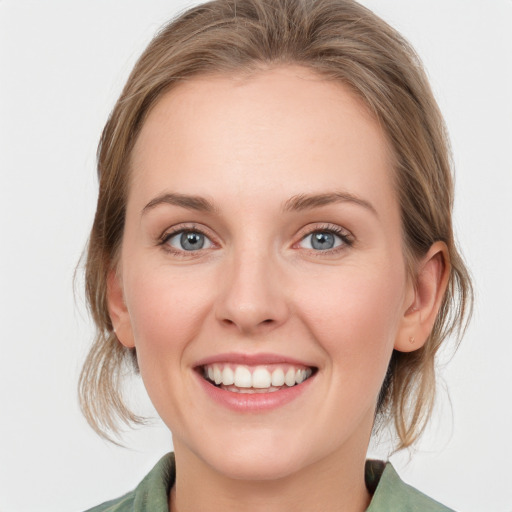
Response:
[311,232,334,250]
[181,232,204,251]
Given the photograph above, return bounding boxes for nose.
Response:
[215,248,290,336]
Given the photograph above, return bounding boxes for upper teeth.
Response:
[204,364,313,389]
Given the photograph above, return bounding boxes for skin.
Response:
[108,66,449,512]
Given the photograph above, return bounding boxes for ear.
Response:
[107,269,135,348]
[395,241,450,352]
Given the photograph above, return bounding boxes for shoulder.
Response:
[83,492,135,512]
[83,453,175,512]
[366,460,456,512]
[84,454,454,511]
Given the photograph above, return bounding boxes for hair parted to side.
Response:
[79,0,473,448]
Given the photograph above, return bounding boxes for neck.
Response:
[169,441,372,512]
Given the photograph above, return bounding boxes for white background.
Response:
[1,1,511,511]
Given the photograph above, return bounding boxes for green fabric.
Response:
[85,453,454,511]
[85,454,173,512]
[366,460,454,512]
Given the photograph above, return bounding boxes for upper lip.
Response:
[194,352,316,368]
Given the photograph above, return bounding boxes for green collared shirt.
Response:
[85,453,454,512]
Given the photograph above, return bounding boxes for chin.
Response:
[211,452,304,482]
[193,432,318,482]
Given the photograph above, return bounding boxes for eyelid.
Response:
[167,231,214,250]
[159,223,219,254]
[157,222,353,256]
[294,223,354,251]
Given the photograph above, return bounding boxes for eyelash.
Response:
[158,223,354,257]
[159,224,215,258]
[296,223,354,255]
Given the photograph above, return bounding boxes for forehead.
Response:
[129,65,395,212]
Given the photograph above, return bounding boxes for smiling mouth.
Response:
[198,363,316,393]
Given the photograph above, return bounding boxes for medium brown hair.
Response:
[79,0,473,448]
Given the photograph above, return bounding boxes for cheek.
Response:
[297,264,405,377]
[121,266,217,421]
[124,267,214,358]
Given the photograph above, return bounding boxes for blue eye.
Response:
[166,230,213,251]
[300,231,344,251]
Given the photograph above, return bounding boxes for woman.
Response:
[79,0,472,510]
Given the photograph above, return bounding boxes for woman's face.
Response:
[112,66,415,480]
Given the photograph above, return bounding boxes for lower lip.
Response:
[195,371,315,412]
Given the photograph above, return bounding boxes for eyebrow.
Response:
[141,190,377,217]
[283,192,378,216]
[142,192,218,215]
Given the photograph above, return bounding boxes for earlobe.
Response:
[107,269,135,348]
[395,242,450,352]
